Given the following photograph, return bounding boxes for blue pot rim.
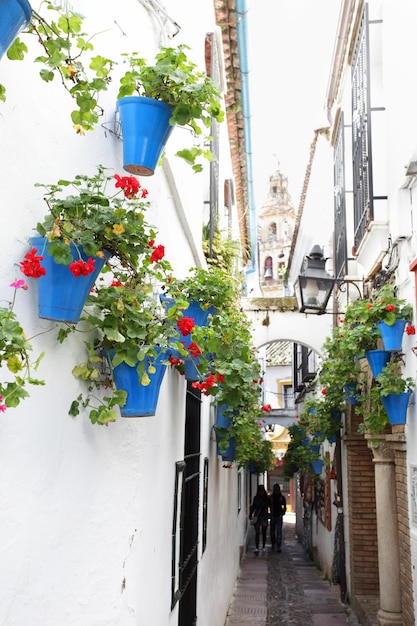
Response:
[117,95,174,114]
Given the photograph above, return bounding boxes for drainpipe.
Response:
[235,0,257,277]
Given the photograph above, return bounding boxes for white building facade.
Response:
[0,2,255,625]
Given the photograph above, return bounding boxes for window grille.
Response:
[351,4,374,249]
[334,113,348,280]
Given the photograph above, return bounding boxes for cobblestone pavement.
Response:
[225,514,361,626]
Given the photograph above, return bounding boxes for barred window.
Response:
[351,4,374,249]
[334,112,348,280]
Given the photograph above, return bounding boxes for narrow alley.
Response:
[225,514,375,626]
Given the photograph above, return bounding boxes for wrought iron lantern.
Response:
[294,245,335,314]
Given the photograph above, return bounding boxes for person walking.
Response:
[249,484,270,554]
[269,483,286,552]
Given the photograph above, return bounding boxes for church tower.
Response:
[258,167,295,296]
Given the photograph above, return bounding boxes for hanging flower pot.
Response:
[311,459,323,474]
[29,236,107,323]
[376,319,407,351]
[117,96,175,176]
[218,435,236,462]
[214,424,235,461]
[160,295,216,353]
[344,383,360,405]
[380,391,411,425]
[111,349,167,417]
[215,404,232,429]
[183,357,200,382]
[365,349,391,378]
[0,0,32,59]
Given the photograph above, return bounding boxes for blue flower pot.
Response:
[365,349,391,378]
[377,319,407,352]
[381,391,411,425]
[160,295,216,353]
[311,460,323,474]
[309,444,320,455]
[29,236,107,323]
[0,0,32,59]
[111,350,167,417]
[215,428,235,461]
[344,383,359,405]
[216,404,232,429]
[117,96,175,176]
[183,357,200,381]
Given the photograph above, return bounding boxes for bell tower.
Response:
[258,166,295,296]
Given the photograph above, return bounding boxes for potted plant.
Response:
[283,423,317,478]
[357,357,415,434]
[376,359,415,425]
[20,166,154,323]
[0,278,44,408]
[67,277,179,424]
[319,323,365,406]
[3,1,113,131]
[160,265,238,380]
[117,44,225,174]
[368,285,413,351]
[0,0,32,60]
[299,396,342,444]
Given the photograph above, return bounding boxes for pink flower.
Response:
[10,279,28,290]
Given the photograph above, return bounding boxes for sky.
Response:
[246,0,342,210]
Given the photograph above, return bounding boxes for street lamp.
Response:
[294,245,335,314]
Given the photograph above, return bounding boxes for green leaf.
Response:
[6,38,28,60]
[39,69,55,83]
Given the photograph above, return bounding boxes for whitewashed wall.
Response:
[0,1,246,625]
[292,0,417,609]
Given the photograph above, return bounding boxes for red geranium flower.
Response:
[20,249,46,278]
[150,244,165,263]
[385,304,395,312]
[261,404,272,412]
[114,173,140,198]
[68,258,96,277]
[177,316,195,336]
[188,342,202,358]
[406,325,416,335]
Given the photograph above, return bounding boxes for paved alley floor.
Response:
[225,513,361,626]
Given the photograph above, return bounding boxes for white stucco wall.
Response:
[0,2,247,625]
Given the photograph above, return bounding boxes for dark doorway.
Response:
[178,383,201,626]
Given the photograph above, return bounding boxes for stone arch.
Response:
[244,308,332,355]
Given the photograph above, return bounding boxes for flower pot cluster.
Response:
[283,423,325,478]
[13,167,274,443]
[3,4,224,172]
[317,284,415,436]
[163,266,275,470]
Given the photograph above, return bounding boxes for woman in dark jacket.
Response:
[250,484,270,553]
